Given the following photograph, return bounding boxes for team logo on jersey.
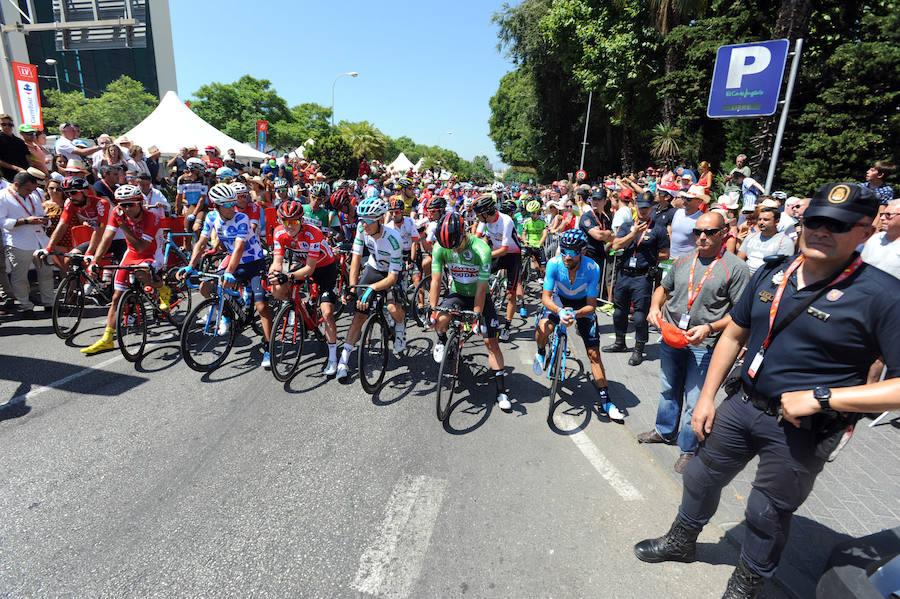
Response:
[462,249,473,260]
[771,270,785,285]
[826,289,843,302]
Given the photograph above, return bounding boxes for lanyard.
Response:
[10,189,35,216]
[635,221,650,247]
[761,254,863,350]
[687,252,719,311]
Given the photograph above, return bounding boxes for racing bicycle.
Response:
[433,307,481,422]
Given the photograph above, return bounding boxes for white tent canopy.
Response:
[118,90,270,162]
[389,152,414,173]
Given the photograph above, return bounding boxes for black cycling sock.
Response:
[596,386,610,403]
[537,345,546,357]
[437,332,447,345]
[494,369,506,395]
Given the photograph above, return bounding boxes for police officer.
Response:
[602,192,669,365]
[633,182,900,598]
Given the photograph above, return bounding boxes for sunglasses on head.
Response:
[802,216,868,234]
[560,248,581,257]
[216,201,237,209]
[692,227,722,237]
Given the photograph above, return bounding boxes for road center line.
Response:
[3,353,125,407]
[352,474,448,598]
[554,413,644,501]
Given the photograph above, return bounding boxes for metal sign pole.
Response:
[765,38,803,193]
[579,90,592,171]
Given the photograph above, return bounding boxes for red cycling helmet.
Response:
[277,200,303,220]
[388,197,404,212]
[437,213,466,249]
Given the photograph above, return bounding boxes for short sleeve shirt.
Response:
[273,223,335,267]
[475,212,521,253]
[60,194,111,230]
[616,219,670,270]
[740,231,794,273]
[384,216,419,251]
[579,208,611,261]
[543,254,599,300]
[53,137,78,161]
[859,181,894,205]
[200,211,265,264]
[669,209,702,259]
[431,235,492,296]
[352,224,403,274]
[106,208,160,259]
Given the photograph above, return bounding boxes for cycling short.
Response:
[522,246,546,267]
[355,265,401,315]
[114,250,158,292]
[77,238,127,263]
[540,298,600,348]
[491,253,522,296]
[216,257,267,303]
[438,292,500,339]
[289,261,338,304]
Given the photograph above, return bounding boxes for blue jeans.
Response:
[655,343,713,455]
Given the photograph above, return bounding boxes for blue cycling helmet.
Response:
[559,229,588,252]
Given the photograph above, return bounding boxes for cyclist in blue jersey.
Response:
[178,183,273,368]
[533,229,624,422]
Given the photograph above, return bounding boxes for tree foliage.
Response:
[305,135,356,180]
[42,76,157,138]
[190,75,292,148]
[339,120,387,160]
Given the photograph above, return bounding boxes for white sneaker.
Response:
[533,351,545,376]
[83,281,95,296]
[394,322,407,353]
[218,316,230,336]
[432,342,445,364]
[603,402,625,423]
[261,351,271,370]
[336,362,349,381]
[499,327,511,342]
[323,360,338,376]
[496,393,512,411]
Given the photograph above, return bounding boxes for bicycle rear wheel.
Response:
[269,301,305,382]
[116,289,148,362]
[52,273,85,339]
[358,314,389,394]
[547,336,565,424]
[410,276,431,327]
[163,266,193,328]
[436,330,460,421]
[180,297,237,372]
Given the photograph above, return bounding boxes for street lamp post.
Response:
[331,71,358,126]
[44,58,60,92]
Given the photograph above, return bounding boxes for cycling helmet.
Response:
[62,176,90,192]
[428,197,447,213]
[114,184,142,204]
[73,139,89,149]
[274,177,289,190]
[436,213,466,249]
[229,181,249,195]
[330,188,352,212]
[463,197,475,210]
[526,199,542,213]
[277,200,304,220]
[388,197,405,212]
[357,196,388,219]
[208,182,238,205]
[311,182,329,199]
[186,157,206,172]
[772,190,788,201]
[491,181,505,193]
[559,229,588,252]
[335,180,351,189]
[473,194,496,215]
[499,200,518,215]
[215,166,237,179]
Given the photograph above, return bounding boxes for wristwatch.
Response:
[813,386,831,411]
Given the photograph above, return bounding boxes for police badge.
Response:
[771,270,785,285]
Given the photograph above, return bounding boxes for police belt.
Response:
[619,266,649,277]
[741,382,780,416]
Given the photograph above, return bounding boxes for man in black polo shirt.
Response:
[93,164,121,203]
[0,114,29,180]
[634,182,900,598]
[603,194,669,365]
[579,189,613,298]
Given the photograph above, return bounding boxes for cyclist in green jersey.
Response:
[303,186,335,230]
[430,213,511,411]
[522,199,548,278]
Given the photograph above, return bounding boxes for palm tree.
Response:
[338,121,387,161]
[651,121,681,165]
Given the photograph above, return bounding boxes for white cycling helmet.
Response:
[186,157,206,172]
[114,184,142,203]
[229,181,249,195]
[208,182,237,205]
[491,181,505,193]
[357,196,389,219]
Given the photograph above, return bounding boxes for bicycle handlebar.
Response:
[185,272,242,297]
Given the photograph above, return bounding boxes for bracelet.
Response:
[706,323,714,335]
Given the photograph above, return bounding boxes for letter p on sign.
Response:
[726,46,771,88]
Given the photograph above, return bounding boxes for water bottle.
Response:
[385,310,394,327]
[242,286,252,306]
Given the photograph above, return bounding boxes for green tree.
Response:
[273,103,336,150]
[488,69,540,166]
[339,121,387,160]
[306,134,357,180]
[190,75,291,147]
[42,75,157,138]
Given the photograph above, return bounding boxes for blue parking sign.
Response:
[707,39,790,118]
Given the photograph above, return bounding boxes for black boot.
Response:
[628,342,645,366]
[721,556,764,599]
[634,516,701,563]
[602,335,629,353]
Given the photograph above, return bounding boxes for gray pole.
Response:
[764,38,803,193]
[579,90,593,171]
[53,62,60,91]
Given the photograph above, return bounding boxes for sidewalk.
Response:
[592,312,899,599]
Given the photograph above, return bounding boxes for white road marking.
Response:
[554,413,644,501]
[3,353,125,407]
[352,474,448,598]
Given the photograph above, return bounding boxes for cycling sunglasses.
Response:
[359,217,381,224]
[802,216,868,234]
[691,227,722,237]
[560,248,581,257]
[280,218,301,227]
[216,201,238,209]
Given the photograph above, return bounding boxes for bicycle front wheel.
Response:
[547,336,565,424]
[163,266,193,328]
[436,331,460,421]
[269,302,305,382]
[180,297,237,372]
[116,289,148,362]
[52,273,85,339]
[358,314,389,394]
[410,276,431,328]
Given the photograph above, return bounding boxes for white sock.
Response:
[340,342,354,364]
[328,343,337,362]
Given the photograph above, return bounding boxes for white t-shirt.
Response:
[612,205,633,232]
[669,208,702,259]
[384,216,419,251]
[54,137,78,161]
[475,212,521,253]
[861,232,900,279]
[740,231,794,273]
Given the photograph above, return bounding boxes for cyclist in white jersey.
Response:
[385,196,420,290]
[473,194,522,341]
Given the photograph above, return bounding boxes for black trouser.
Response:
[678,393,826,578]
[612,271,651,343]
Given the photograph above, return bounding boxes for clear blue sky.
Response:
[169,0,516,168]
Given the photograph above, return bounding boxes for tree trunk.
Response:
[621,123,633,174]
[662,47,678,124]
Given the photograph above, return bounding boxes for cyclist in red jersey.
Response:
[231,181,260,233]
[267,200,340,375]
[81,185,163,355]
[42,177,117,267]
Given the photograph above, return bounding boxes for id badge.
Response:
[678,314,690,330]
[747,351,764,379]
[628,256,637,268]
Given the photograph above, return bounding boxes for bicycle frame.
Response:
[547,322,568,382]
[186,273,246,336]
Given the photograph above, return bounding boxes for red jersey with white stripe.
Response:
[273,223,335,267]
[106,208,161,259]
[60,194,111,231]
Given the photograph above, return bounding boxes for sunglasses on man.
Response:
[692,227,722,237]
[801,216,869,234]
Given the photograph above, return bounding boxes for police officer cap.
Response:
[805,182,879,222]
[590,188,607,202]
[636,191,654,208]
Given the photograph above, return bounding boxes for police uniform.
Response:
[666,183,900,593]
[608,214,669,356]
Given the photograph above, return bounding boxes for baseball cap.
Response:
[679,184,710,203]
[659,320,690,349]
[590,188,607,202]
[620,187,634,200]
[636,196,652,209]
[804,182,879,222]
[18,123,35,133]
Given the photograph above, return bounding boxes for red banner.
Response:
[11,62,43,129]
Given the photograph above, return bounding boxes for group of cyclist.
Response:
[37,167,627,420]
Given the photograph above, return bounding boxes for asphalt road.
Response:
[0,303,789,598]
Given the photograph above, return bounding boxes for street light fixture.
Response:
[331,71,358,126]
[44,58,60,92]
